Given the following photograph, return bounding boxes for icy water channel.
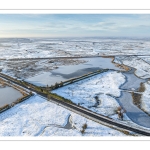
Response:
[118,68,150,128]
[0,86,23,107]
[117,92,150,128]
[25,57,123,87]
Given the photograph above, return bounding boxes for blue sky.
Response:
[0,14,150,38]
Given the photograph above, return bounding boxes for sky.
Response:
[0,14,150,38]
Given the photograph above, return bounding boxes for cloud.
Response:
[1,14,150,37]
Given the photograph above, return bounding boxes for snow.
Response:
[51,70,150,130]
[0,95,127,136]
[141,82,150,115]
[52,71,126,117]
[139,56,150,64]
[114,56,150,79]
[1,38,150,59]
[0,58,87,80]
[1,37,150,135]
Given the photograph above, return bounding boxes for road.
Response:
[0,54,150,61]
[1,72,150,136]
[0,56,100,61]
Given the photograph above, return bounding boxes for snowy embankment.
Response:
[114,56,150,79]
[139,56,150,64]
[0,95,126,136]
[141,82,150,115]
[52,71,126,117]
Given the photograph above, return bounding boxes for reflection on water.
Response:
[0,86,23,107]
[25,57,123,87]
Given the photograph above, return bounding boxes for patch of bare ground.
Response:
[131,83,149,115]
[115,64,130,71]
[102,56,130,71]
[132,93,142,109]
[0,81,6,87]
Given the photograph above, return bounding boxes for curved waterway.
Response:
[117,67,150,128]
[121,68,145,91]
[117,92,150,128]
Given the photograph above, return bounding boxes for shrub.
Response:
[0,104,9,112]
[81,128,85,134]
[117,107,121,111]
[47,94,51,100]
[49,92,73,104]
[82,123,87,129]
[54,82,59,89]
[60,81,63,87]
[122,130,130,135]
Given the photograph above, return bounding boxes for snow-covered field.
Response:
[139,56,150,64]
[1,37,150,136]
[0,95,127,136]
[113,55,150,117]
[114,56,150,79]
[1,38,150,59]
[52,71,126,117]
[141,81,150,115]
[52,70,150,130]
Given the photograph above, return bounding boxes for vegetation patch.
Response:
[115,64,130,71]
[47,92,73,104]
[131,82,145,109]
[102,56,130,71]
[131,93,142,109]
[120,130,130,135]
[0,104,10,113]
[132,82,150,116]
[82,123,87,129]
[80,123,88,134]
[13,94,33,105]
